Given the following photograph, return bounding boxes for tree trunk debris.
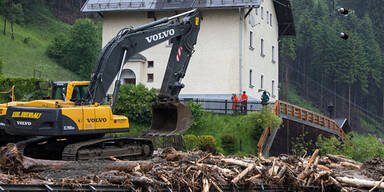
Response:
[0,144,383,191]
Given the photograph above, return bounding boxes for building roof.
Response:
[273,0,295,36]
[81,0,295,35]
[81,0,261,12]
[334,118,352,133]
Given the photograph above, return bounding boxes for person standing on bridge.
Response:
[231,93,239,114]
[240,91,248,114]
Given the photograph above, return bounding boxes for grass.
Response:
[0,14,81,81]
[184,109,283,155]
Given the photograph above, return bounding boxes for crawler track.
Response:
[16,135,153,161]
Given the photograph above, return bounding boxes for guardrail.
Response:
[180,98,264,115]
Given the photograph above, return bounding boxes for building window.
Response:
[270,13,272,26]
[147,73,154,82]
[261,38,265,57]
[272,80,275,97]
[261,7,263,20]
[272,46,276,63]
[249,31,254,50]
[249,69,254,88]
[261,75,264,89]
[266,11,269,24]
[147,61,154,68]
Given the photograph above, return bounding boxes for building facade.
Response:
[81,0,294,101]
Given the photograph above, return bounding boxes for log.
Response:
[159,175,171,186]
[329,176,348,192]
[328,163,343,169]
[313,171,330,182]
[245,174,261,182]
[305,149,319,169]
[276,165,287,179]
[340,161,361,169]
[210,179,223,192]
[231,164,255,184]
[202,177,210,192]
[317,165,330,171]
[297,168,312,181]
[369,176,384,192]
[197,154,211,163]
[326,154,362,166]
[196,163,234,176]
[221,158,250,167]
[129,175,166,186]
[336,177,384,189]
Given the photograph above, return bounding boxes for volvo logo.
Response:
[87,118,107,123]
[16,121,32,126]
[145,29,175,43]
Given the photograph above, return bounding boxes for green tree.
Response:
[47,33,69,60]
[64,19,100,78]
[48,19,100,78]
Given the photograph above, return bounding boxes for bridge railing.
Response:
[274,100,345,138]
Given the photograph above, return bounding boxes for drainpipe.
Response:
[239,8,243,94]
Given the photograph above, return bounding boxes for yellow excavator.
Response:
[0,9,200,161]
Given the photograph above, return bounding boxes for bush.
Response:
[183,134,198,151]
[291,132,313,157]
[23,37,31,44]
[244,107,282,140]
[198,135,215,153]
[114,84,157,125]
[185,101,206,131]
[221,132,237,155]
[316,132,384,162]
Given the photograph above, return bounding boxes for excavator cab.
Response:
[51,81,90,102]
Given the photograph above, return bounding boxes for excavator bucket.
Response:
[146,101,194,136]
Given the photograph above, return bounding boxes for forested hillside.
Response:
[280,0,384,135]
[0,0,99,80]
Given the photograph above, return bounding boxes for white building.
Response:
[81,0,294,102]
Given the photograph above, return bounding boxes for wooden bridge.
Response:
[258,100,346,156]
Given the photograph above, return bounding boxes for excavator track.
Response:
[62,136,153,161]
[16,136,153,161]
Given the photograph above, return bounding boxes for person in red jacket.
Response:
[240,91,248,114]
[231,93,239,113]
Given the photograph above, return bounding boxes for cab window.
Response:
[71,85,88,101]
[52,86,67,100]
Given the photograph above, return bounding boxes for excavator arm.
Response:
[85,9,201,136]
[85,9,201,107]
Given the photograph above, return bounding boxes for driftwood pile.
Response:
[0,144,384,191]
